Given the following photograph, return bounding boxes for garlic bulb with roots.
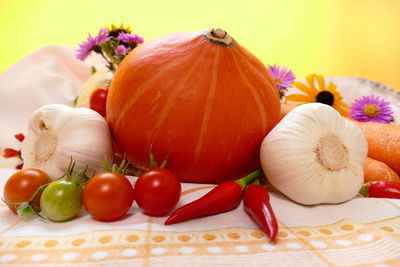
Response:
[260,103,368,205]
[21,104,113,179]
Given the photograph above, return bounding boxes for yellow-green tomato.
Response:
[40,179,83,222]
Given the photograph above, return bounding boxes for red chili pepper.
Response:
[359,181,400,199]
[243,183,278,241]
[3,148,20,158]
[164,169,262,225]
[14,133,25,142]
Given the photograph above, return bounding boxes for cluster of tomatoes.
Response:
[2,164,182,222]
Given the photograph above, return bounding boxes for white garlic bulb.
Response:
[21,104,113,179]
[260,103,368,205]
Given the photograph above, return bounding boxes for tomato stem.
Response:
[73,166,89,186]
[103,154,129,175]
[116,157,128,174]
[103,155,111,172]
[159,150,171,169]
[131,164,150,172]
[130,146,171,175]
[1,197,25,207]
[28,183,49,203]
[65,158,76,181]
[149,145,158,169]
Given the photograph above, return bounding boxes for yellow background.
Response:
[1,0,399,90]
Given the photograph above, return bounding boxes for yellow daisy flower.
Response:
[285,74,349,116]
[107,23,132,38]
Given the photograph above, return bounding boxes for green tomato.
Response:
[40,179,83,222]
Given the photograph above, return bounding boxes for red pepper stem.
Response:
[359,182,371,197]
[234,169,262,191]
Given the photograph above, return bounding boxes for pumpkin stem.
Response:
[205,28,233,46]
[212,28,226,38]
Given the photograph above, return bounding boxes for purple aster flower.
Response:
[268,64,296,91]
[118,32,144,44]
[115,45,130,56]
[75,28,112,61]
[349,95,394,124]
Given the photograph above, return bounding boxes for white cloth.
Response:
[0,45,103,167]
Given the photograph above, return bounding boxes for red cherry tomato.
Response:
[89,87,108,117]
[83,172,134,221]
[3,169,51,214]
[134,168,181,216]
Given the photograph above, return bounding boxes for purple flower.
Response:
[268,64,296,91]
[115,45,130,56]
[75,28,112,61]
[349,95,394,123]
[118,32,144,44]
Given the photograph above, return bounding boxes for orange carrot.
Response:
[364,157,400,183]
[350,120,400,175]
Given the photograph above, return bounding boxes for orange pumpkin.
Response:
[106,28,281,183]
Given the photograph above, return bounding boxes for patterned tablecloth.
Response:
[0,46,399,266]
[1,168,400,266]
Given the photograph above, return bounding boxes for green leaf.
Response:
[91,66,97,74]
[73,96,78,106]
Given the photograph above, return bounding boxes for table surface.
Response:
[1,168,400,266]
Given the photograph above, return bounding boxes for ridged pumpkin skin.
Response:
[106,29,281,183]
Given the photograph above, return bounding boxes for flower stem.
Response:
[98,51,114,71]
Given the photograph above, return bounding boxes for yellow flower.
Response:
[285,74,349,116]
[107,23,132,38]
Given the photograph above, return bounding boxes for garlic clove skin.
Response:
[260,103,368,205]
[21,104,113,180]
